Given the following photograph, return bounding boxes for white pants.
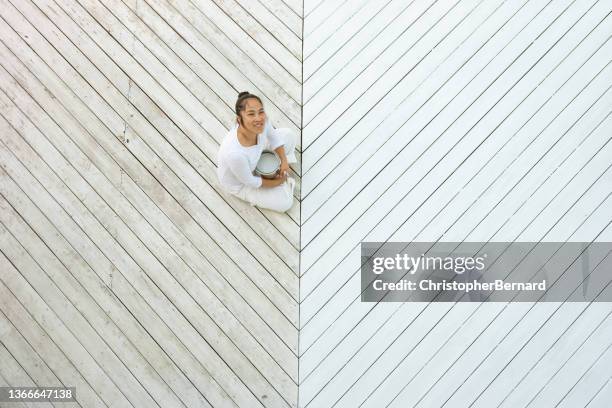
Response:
[234,128,297,212]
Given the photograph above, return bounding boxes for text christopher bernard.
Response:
[372,278,547,293]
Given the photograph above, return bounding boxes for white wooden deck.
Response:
[0,0,300,407]
[300,0,612,407]
[1,0,612,407]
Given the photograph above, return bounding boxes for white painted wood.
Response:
[391,304,571,408]
[0,190,211,407]
[0,159,236,407]
[0,0,301,405]
[0,339,57,408]
[125,0,302,143]
[0,264,115,408]
[0,88,291,407]
[302,103,605,386]
[32,0,297,262]
[304,0,516,274]
[0,313,62,387]
[3,193,207,406]
[0,223,164,408]
[3,1,610,407]
[117,0,237,134]
[528,313,612,408]
[2,130,243,406]
[2,0,299,329]
[303,0,437,123]
[116,0,303,190]
[231,0,302,54]
[0,35,297,384]
[301,1,612,407]
[586,378,612,408]
[493,305,612,407]
[303,0,323,17]
[281,0,302,18]
[396,244,612,407]
[299,91,612,396]
[306,211,611,407]
[303,0,416,97]
[300,0,609,328]
[304,0,592,240]
[185,0,302,100]
[101,0,304,238]
[0,375,31,408]
[71,0,297,247]
[302,0,369,59]
[301,0,527,230]
[303,0,457,162]
[300,0,607,295]
[303,0,344,37]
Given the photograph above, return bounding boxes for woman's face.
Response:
[238,98,266,134]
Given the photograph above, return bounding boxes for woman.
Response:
[217,92,297,212]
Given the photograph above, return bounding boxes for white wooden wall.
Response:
[300,0,612,407]
[0,0,301,407]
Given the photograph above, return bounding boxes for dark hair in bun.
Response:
[235,92,263,124]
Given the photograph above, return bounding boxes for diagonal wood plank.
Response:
[3,1,612,407]
[301,0,612,407]
[0,0,301,406]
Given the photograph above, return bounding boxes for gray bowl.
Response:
[255,150,281,179]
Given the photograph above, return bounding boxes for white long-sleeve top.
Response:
[217,119,284,194]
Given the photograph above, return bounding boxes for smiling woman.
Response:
[217,92,298,212]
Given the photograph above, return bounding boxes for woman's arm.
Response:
[266,120,290,177]
[261,171,287,188]
[274,145,290,177]
[227,153,263,188]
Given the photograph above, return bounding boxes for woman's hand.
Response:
[260,171,287,188]
[279,160,290,179]
[275,169,288,185]
[275,145,290,179]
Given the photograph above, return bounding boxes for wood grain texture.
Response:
[0,0,301,406]
[2,0,611,407]
[300,0,612,407]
